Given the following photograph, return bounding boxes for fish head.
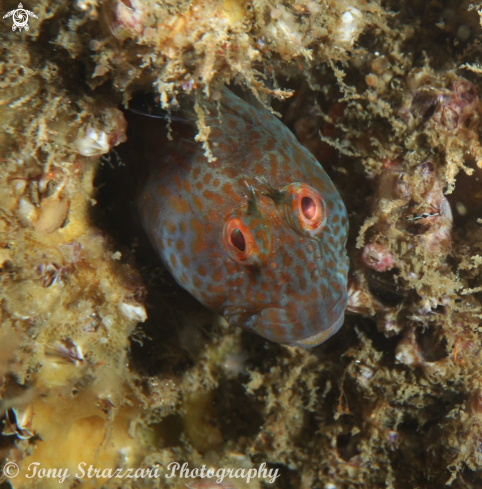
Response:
[219,179,348,347]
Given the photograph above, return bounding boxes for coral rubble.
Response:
[2,0,482,488]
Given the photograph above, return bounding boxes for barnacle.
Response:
[334,5,364,48]
[362,242,396,272]
[73,109,127,158]
[2,406,34,440]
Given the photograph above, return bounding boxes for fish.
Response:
[126,89,349,347]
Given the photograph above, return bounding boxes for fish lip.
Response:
[290,310,345,348]
[222,303,345,347]
[222,303,286,329]
[223,303,276,317]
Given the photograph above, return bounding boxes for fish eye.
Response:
[284,183,327,237]
[230,228,246,252]
[223,211,272,266]
[301,196,316,219]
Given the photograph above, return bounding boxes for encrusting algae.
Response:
[2,0,482,488]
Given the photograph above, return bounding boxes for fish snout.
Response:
[223,302,345,347]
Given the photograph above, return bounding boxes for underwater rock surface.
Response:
[1,0,482,488]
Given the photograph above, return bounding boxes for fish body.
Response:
[134,89,349,347]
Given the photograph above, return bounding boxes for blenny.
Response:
[127,89,349,347]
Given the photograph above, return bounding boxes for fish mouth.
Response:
[223,304,295,343]
[292,311,344,348]
[223,304,345,347]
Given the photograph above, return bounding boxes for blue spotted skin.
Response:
[135,89,349,347]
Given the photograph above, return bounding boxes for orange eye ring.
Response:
[224,218,255,263]
[284,183,327,237]
[223,205,273,266]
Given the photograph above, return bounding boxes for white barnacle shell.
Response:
[395,337,423,367]
[335,6,364,48]
[75,126,110,156]
[119,302,147,322]
[34,183,70,234]
[2,406,34,440]
[45,340,84,366]
[356,363,375,385]
[264,6,303,58]
[17,196,38,227]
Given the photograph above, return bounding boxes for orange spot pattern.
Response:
[138,89,349,347]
